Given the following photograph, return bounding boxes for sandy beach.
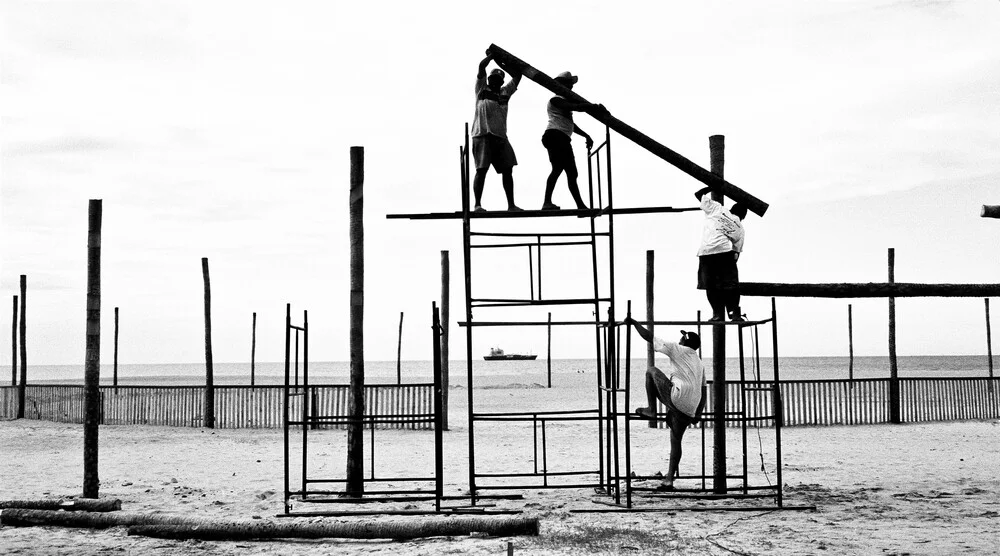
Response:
[1,411,998,555]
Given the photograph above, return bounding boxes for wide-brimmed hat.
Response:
[555,71,579,84]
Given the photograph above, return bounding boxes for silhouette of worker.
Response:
[540,71,605,211]
[471,53,522,212]
[695,186,747,321]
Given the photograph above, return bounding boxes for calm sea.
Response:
[15,355,998,387]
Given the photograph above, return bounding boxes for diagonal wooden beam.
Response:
[741,282,1000,298]
[982,205,1000,219]
[487,43,769,217]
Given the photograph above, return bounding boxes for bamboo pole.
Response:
[982,205,1000,219]
[546,312,552,388]
[113,307,119,391]
[440,250,450,430]
[741,282,1000,298]
[709,134,727,493]
[17,275,26,419]
[888,248,900,424]
[347,146,365,496]
[986,298,994,394]
[83,199,102,499]
[848,304,854,388]
[485,44,769,217]
[645,250,655,428]
[202,257,215,429]
[251,312,256,387]
[396,312,404,384]
[10,296,16,386]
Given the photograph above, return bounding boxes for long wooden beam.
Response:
[487,44,769,217]
[741,282,1000,298]
[982,205,1000,219]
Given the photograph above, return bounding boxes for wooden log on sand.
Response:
[0,499,122,512]
[0,509,539,540]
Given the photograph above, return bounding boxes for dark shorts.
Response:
[541,129,577,177]
[697,252,739,290]
[472,135,517,173]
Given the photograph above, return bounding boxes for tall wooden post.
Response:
[10,296,16,386]
[546,312,552,388]
[440,250,450,429]
[848,304,854,386]
[347,146,365,496]
[251,312,257,387]
[17,275,26,419]
[83,199,102,498]
[887,248,900,423]
[202,257,215,429]
[113,307,119,390]
[709,134,727,493]
[645,250,656,428]
[396,312,404,384]
[986,298,994,394]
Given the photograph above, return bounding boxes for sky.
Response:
[1,0,998,367]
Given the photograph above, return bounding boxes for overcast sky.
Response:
[2,1,998,366]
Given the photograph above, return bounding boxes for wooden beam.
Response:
[982,205,1000,219]
[486,44,769,217]
[741,282,1000,298]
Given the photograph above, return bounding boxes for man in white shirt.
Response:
[624,316,707,491]
[695,186,747,321]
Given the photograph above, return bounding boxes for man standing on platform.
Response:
[540,71,604,211]
[695,186,747,321]
[471,52,522,212]
[623,317,706,491]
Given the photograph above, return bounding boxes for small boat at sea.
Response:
[483,347,537,361]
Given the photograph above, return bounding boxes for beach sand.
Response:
[1,409,998,554]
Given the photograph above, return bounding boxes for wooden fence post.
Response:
[440,250,450,430]
[17,275,26,419]
[888,248,900,424]
[848,304,854,388]
[10,296,16,386]
[251,312,256,387]
[347,146,365,496]
[396,312,404,384]
[83,199,102,498]
[987,298,994,394]
[645,250,655,428]
[202,257,215,429]
[546,312,552,388]
[113,307,119,391]
[709,134,727,493]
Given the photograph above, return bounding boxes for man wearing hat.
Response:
[471,53,523,212]
[623,316,707,491]
[694,185,747,321]
[540,71,605,211]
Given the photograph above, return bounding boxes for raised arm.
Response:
[477,55,491,79]
[623,316,654,345]
[694,185,713,202]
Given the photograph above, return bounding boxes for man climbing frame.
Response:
[695,185,748,321]
[623,316,707,491]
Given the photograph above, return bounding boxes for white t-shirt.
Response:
[652,337,706,418]
[545,96,574,137]
[697,192,744,257]
[471,77,517,139]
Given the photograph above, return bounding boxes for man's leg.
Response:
[543,162,563,208]
[638,366,676,421]
[501,170,520,211]
[664,418,688,487]
[565,164,587,210]
[727,288,743,321]
[473,168,488,210]
[706,290,726,321]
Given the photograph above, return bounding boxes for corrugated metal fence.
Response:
[2,378,997,428]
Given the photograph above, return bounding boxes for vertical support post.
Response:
[282,303,291,513]
[440,250,450,430]
[347,146,365,496]
[645,250,655,428]
[986,298,994,394]
[17,275,26,419]
[546,312,552,388]
[83,199,102,498]
[461,125,478,502]
[848,304,854,388]
[202,257,215,429]
[432,302,444,511]
[771,297,783,507]
[709,134,727,493]
[396,312,404,384]
[251,312,257,387]
[113,307,119,391]
[888,248,900,424]
[11,296,17,386]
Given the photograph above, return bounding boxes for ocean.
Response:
[15,355,998,387]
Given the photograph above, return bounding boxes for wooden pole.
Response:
[202,257,215,429]
[17,275,26,419]
[741,282,1000,298]
[888,248,900,424]
[347,146,365,496]
[848,304,854,387]
[546,312,552,388]
[251,312,256,387]
[645,250,655,428]
[440,250,450,430]
[709,134,727,493]
[83,199,102,498]
[986,298,994,394]
[10,296,16,386]
[395,312,404,384]
[485,44,769,217]
[113,307,119,390]
[981,205,1000,219]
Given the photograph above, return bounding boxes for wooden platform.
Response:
[386,205,699,220]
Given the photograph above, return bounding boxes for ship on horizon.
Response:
[483,347,538,361]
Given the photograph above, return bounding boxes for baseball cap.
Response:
[555,71,578,84]
[680,330,701,351]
